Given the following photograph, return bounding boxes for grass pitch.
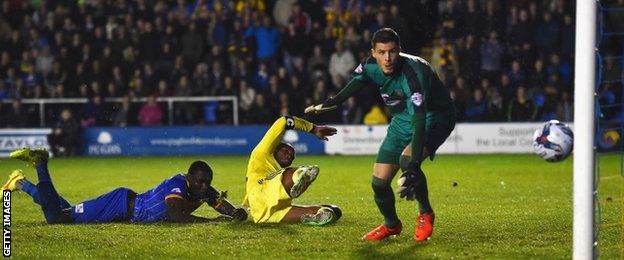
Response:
[1,154,622,259]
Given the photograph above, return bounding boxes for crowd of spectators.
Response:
[0,0,619,128]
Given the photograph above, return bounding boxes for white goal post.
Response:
[573,0,596,259]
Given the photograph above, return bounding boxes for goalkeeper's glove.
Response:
[397,162,422,201]
[304,104,337,114]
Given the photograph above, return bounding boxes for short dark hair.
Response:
[188,160,213,183]
[371,28,401,48]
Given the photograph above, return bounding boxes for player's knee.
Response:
[322,204,342,221]
[371,176,391,193]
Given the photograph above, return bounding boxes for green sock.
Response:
[414,169,433,214]
[372,176,400,228]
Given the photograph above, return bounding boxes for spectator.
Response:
[153,80,171,97]
[439,0,461,39]
[527,59,548,89]
[48,108,81,157]
[278,92,291,116]
[507,86,537,121]
[486,88,505,121]
[81,95,110,127]
[534,12,560,57]
[104,82,121,97]
[252,62,270,91]
[560,14,574,61]
[289,2,312,36]
[288,75,305,114]
[113,95,137,127]
[5,99,30,127]
[342,97,362,124]
[557,91,573,122]
[273,0,297,27]
[216,75,236,124]
[238,79,256,116]
[464,88,488,122]
[138,95,163,126]
[538,84,559,121]
[431,37,458,76]
[480,31,505,82]
[507,60,525,87]
[509,9,534,50]
[547,53,572,86]
[192,62,211,95]
[498,74,515,104]
[246,93,273,124]
[244,15,281,64]
[462,0,481,37]
[180,22,205,68]
[35,46,54,76]
[209,60,225,94]
[328,40,356,88]
[481,0,504,37]
[456,34,480,84]
[173,76,195,125]
[343,26,362,52]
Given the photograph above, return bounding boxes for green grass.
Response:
[1,154,622,259]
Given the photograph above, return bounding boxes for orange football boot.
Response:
[414,212,435,242]
[362,222,402,241]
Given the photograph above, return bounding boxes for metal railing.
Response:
[2,96,239,126]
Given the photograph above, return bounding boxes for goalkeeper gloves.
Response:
[397,162,422,201]
[304,104,337,114]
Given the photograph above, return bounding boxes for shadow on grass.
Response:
[353,239,430,259]
[18,220,307,238]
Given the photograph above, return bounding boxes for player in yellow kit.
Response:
[243,116,341,225]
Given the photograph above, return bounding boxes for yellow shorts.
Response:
[245,171,292,223]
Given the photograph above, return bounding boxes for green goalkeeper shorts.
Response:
[375,112,455,165]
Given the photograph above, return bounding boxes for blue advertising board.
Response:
[82,126,325,156]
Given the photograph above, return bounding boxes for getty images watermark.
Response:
[2,190,10,257]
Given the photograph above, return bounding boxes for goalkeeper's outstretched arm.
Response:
[305,76,366,114]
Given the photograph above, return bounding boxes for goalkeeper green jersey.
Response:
[325,53,455,163]
[326,52,454,120]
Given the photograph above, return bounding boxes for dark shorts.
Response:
[376,112,455,164]
[70,187,133,223]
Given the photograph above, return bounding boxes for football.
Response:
[532,120,574,162]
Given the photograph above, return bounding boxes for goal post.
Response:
[573,0,596,259]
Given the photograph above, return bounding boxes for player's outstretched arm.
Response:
[165,197,215,223]
[311,125,337,141]
[208,190,248,221]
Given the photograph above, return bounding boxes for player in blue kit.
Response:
[3,148,247,224]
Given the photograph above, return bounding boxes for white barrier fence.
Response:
[326,122,574,155]
[1,96,239,126]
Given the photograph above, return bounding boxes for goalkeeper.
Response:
[306,28,455,241]
[243,116,341,225]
